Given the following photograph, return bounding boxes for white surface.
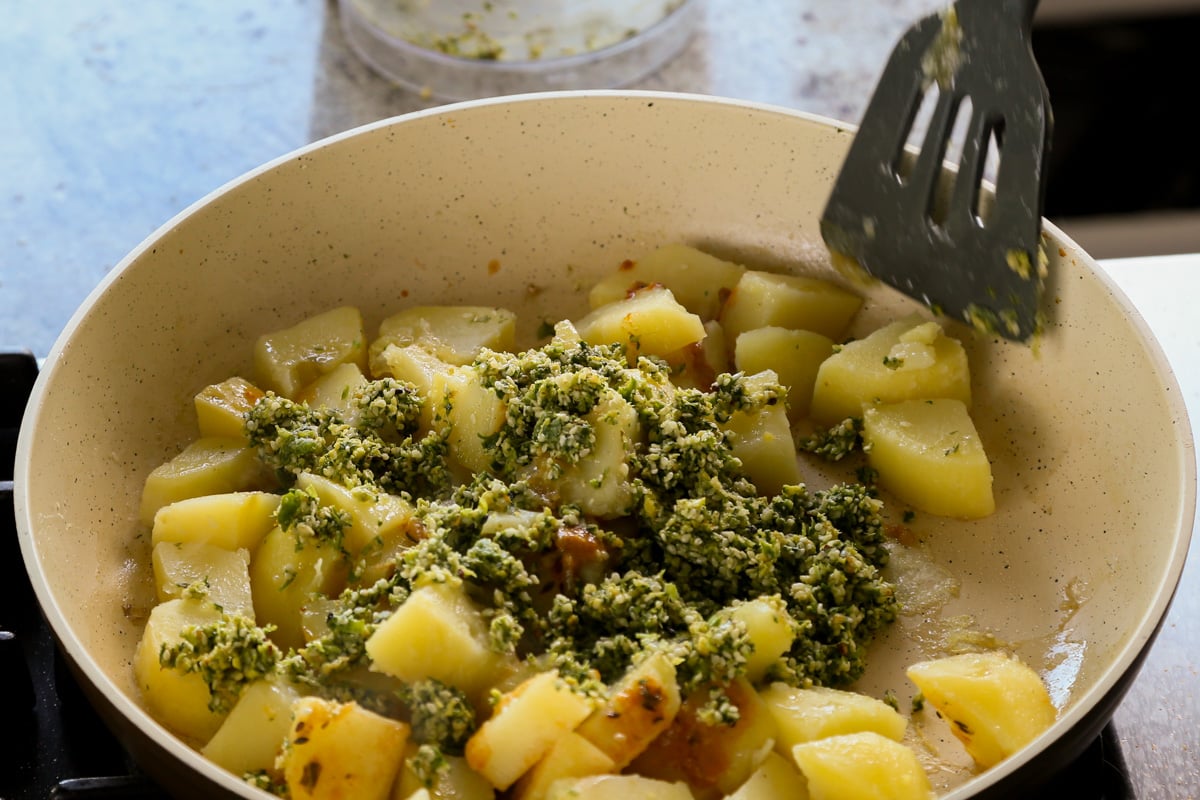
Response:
[1099,254,1200,800]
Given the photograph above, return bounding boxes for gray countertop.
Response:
[2,2,1196,799]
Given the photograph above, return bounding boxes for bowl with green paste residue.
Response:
[339,0,701,99]
[14,92,1194,800]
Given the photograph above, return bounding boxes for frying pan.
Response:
[14,92,1194,799]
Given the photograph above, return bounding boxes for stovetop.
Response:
[0,348,1137,800]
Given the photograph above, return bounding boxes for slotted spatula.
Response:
[820,0,1051,341]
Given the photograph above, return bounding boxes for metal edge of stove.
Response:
[0,347,1136,799]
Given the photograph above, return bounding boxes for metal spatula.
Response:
[820,0,1051,341]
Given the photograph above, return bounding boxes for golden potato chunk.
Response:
[588,244,746,320]
[862,398,994,519]
[907,650,1057,768]
[280,696,409,800]
[152,540,254,617]
[759,684,907,751]
[254,305,368,398]
[368,305,517,375]
[394,746,496,800]
[575,285,706,361]
[194,376,265,441]
[668,319,731,391]
[152,490,280,551]
[721,370,801,496]
[438,364,508,477]
[295,472,415,556]
[365,581,512,698]
[202,678,299,776]
[133,598,227,743]
[140,438,274,526]
[250,524,348,650]
[465,670,596,791]
[295,361,369,423]
[555,389,640,519]
[725,596,796,683]
[726,751,810,800]
[512,732,617,800]
[734,327,834,421]
[719,270,862,343]
[809,314,970,427]
[546,774,694,800]
[790,731,933,800]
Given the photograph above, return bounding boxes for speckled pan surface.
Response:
[14,91,1195,799]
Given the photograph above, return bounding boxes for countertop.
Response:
[1,2,1196,798]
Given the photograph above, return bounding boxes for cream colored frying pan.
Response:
[15,92,1194,799]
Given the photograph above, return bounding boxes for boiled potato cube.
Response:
[734,327,834,421]
[575,285,706,361]
[438,364,507,477]
[255,305,368,398]
[373,343,452,432]
[555,389,639,519]
[575,651,681,769]
[862,399,994,519]
[202,678,300,776]
[790,732,933,800]
[722,371,801,495]
[668,319,730,391]
[195,376,265,441]
[152,540,254,617]
[759,684,907,751]
[369,305,517,375]
[250,524,348,650]
[588,244,745,320]
[296,361,369,423]
[366,581,511,698]
[719,271,862,342]
[809,314,970,427]
[133,598,227,743]
[394,745,496,800]
[630,677,778,797]
[727,751,810,800]
[512,732,616,800]
[281,696,410,800]
[725,596,796,684]
[546,774,694,800]
[906,650,1056,768]
[465,670,596,791]
[140,438,274,526]
[152,490,281,551]
[295,472,415,556]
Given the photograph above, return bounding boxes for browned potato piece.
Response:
[629,677,779,799]
[575,651,681,769]
[907,651,1057,768]
[281,696,409,800]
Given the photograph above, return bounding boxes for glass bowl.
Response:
[338,0,702,100]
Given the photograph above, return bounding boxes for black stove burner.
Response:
[0,349,1135,800]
